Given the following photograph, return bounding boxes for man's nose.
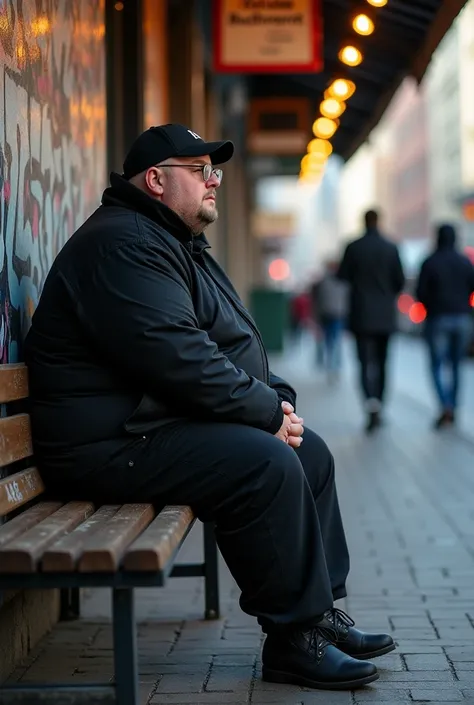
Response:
[206,172,220,188]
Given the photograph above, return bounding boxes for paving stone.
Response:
[352,702,410,705]
[206,666,253,692]
[353,691,411,702]
[410,690,464,702]
[404,654,451,670]
[452,661,474,671]
[150,695,248,704]
[250,698,303,705]
[372,654,405,672]
[154,674,207,693]
[249,694,304,705]
[213,654,257,666]
[396,645,445,654]
[444,647,474,662]
[140,664,209,675]
[301,693,353,704]
[380,671,455,682]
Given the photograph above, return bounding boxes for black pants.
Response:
[65,424,350,631]
[355,333,390,403]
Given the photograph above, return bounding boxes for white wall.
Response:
[425,17,462,225]
[338,143,377,240]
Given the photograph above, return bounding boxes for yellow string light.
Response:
[320,98,346,119]
[339,45,363,67]
[327,79,356,101]
[312,117,338,139]
[307,139,333,157]
[353,14,374,35]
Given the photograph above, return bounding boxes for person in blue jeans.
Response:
[416,224,474,428]
[310,261,349,382]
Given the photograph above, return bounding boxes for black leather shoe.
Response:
[262,624,378,690]
[366,411,382,433]
[326,608,396,660]
[434,410,455,429]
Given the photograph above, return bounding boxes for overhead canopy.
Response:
[245,0,469,160]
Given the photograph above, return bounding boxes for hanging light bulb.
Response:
[301,154,326,172]
[320,98,346,119]
[366,0,387,6]
[353,14,374,35]
[312,117,338,139]
[339,45,363,67]
[327,79,356,101]
[307,138,333,157]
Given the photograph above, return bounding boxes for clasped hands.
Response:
[275,401,304,448]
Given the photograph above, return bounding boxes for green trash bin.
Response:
[250,288,289,353]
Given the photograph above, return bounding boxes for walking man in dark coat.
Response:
[339,209,405,432]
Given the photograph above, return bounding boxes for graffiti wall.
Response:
[0,0,106,363]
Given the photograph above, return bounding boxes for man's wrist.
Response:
[265,403,285,435]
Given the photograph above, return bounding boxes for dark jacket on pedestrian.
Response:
[338,228,405,334]
[24,173,294,480]
[416,225,474,318]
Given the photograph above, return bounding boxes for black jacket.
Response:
[24,174,293,478]
[338,228,405,334]
[416,228,474,318]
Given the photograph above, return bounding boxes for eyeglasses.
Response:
[160,163,223,184]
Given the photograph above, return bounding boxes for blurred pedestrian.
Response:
[310,260,348,383]
[416,223,474,429]
[338,210,405,432]
[289,290,312,345]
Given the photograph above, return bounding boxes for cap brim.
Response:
[177,140,234,165]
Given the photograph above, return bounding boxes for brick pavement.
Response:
[5,339,474,704]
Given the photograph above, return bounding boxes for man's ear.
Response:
[145,166,164,196]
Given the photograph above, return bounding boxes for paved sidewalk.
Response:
[6,339,474,704]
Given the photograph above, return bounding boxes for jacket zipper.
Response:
[197,255,270,385]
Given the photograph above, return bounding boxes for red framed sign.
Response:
[213,0,323,74]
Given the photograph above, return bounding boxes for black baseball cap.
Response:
[123,124,234,179]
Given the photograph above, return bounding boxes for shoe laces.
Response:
[327,608,355,639]
[308,628,333,662]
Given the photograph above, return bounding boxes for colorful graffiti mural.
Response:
[0,0,106,363]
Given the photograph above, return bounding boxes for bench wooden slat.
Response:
[42,505,121,572]
[0,468,45,517]
[124,506,194,572]
[79,504,155,573]
[0,501,95,573]
[0,501,63,548]
[0,414,33,468]
[0,363,28,403]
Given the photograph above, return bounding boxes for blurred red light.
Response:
[465,246,474,264]
[398,293,414,314]
[408,302,427,324]
[470,293,474,308]
[268,258,290,282]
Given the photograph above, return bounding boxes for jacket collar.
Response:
[101,172,211,254]
[364,227,380,237]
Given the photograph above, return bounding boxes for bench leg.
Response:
[60,587,81,620]
[113,588,139,705]
[203,522,220,620]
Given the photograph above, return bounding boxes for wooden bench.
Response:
[0,363,220,705]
